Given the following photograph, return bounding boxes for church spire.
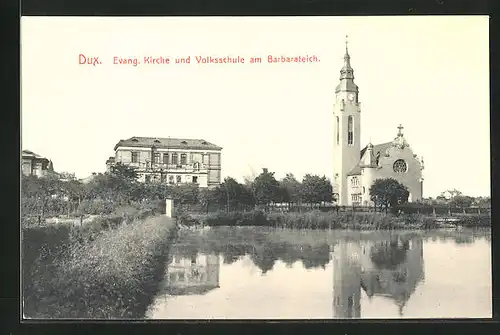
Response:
[336,35,358,93]
[343,35,352,71]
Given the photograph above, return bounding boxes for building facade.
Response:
[21,150,54,177]
[332,39,424,206]
[106,137,222,188]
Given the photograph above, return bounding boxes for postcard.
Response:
[21,16,491,320]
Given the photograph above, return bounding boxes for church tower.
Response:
[333,36,361,205]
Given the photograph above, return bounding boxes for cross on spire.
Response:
[397,124,404,136]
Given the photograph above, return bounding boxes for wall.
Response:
[364,145,423,203]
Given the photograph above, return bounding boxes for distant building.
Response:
[21,150,54,177]
[332,237,425,318]
[107,136,223,188]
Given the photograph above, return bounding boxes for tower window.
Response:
[347,116,353,145]
[336,116,340,145]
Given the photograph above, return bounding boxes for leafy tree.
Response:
[170,184,200,205]
[300,174,333,205]
[251,168,280,205]
[369,178,409,213]
[214,177,256,211]
[110,162,139,182]
[449,195,474,208]
[280,173,302,204]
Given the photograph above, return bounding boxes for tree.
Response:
[369,178,409,213]
[449,195,474,208]
[110,162,139,181]
[170,184,200,205]
[216,177,256,211]
[251,168,280,205]
[300,174,333,205]
[280,173,302,204]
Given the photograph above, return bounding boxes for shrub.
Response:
[78,199,115,215]
[24,216,177,319]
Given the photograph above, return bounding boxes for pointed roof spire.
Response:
[336,34,358,93]
[345,34,349,55]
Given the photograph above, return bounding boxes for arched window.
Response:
[336,116,340,145]
[347,116,353,145]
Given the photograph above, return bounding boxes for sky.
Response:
[21,16,490,198]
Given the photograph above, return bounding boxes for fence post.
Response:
[165,198,175,218]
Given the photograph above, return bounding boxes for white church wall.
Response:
[370,145,423,202]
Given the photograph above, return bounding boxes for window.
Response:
[145,175,151,183]
[163,153,169,164]
[169,175,174,184]
[171,153,178,165]
[161,174,166,182]
[180,153,187,165]
[336,116,339,145]
[192,176,198,183]
[176,175,182,183]
[347,116,353,145]
[393,159,408,173]
[131,151,138,163]
[363,187,365,194]
[191,255,197,265]
[351,193,362,204]
[153,152,160,163]
[351,177,359,186]
[178,272,185,281]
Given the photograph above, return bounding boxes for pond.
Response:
[146,227,492,319]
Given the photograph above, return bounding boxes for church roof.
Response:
[346,141,393,176]
[360,141,393,159]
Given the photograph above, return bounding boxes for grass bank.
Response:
[180,210,491,230]
[23,215,177,319]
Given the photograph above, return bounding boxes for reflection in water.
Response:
[149,228,490,319]
[163,247,220,296]
[332,238,425,318]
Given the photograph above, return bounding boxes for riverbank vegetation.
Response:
[23,215,177,318]
[181,210,491,230]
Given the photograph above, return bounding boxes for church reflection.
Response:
[331,237,425,318]
[163,247,221,296]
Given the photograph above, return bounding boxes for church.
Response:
[332,39,424,206]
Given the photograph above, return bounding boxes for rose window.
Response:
[393,159,407,173]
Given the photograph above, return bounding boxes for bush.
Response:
[78,199,115,215]
[24,216,177,319]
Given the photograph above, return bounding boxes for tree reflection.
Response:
[369,239,410,270]
[454,235,474,245]
[250,245,277,274]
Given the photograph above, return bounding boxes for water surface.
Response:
[147,227,491,319]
